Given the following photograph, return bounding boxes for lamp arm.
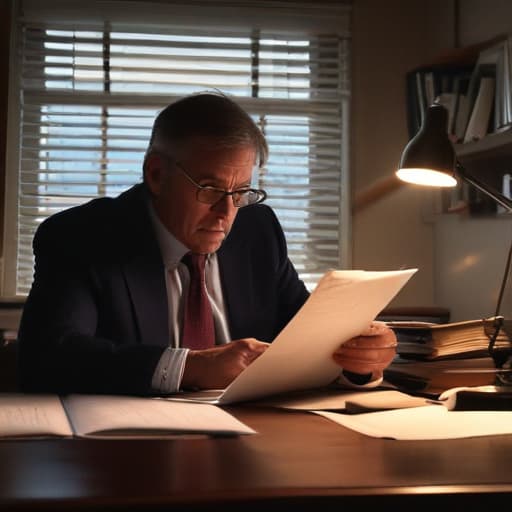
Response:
[456,161,512,213]
[456,163,512,372]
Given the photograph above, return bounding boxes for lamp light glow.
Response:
[396,168,457,187]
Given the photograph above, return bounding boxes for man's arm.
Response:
[17,200,167,395]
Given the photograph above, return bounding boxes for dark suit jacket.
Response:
[17,183,309,394]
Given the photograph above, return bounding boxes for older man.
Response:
[18,92,397,395]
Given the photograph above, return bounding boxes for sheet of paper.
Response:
[63,394,256,438]
[314,405,512,440]
[256,388,429,412]
[0,393,73,438]
[218,268,417,404]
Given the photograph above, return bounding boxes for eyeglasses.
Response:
[174,162,267,208]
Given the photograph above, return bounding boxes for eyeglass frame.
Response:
[160,155,267,208]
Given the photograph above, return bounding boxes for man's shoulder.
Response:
[37,184,145,232]
[34,184,146,247]
[232,203,278,229]
[224,203,285,252]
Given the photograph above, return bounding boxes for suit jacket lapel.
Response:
[217,232,254,339]
[117,186,169,347]
[123,250,169,347]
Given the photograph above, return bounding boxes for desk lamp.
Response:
[396,103,512,397]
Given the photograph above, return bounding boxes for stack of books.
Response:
[387,317,512,360]
[384,355,500,393]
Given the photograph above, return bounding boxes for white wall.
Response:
[351,0,454,308]
[458,0,512,46]
[435,214,512,320]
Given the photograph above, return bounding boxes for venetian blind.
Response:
[4,0,351,296]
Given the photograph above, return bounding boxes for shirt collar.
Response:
[146,199,189,269]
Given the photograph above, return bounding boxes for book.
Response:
[406,65,474,138]
[170,268,417,405]
[0,393,256,439]
[387,317,512,360]
[415,71,427,126]
[454,92,471,141]
[503,36,512,128]
[463,75,496,142]
[434,92,457,134]
[406,70,422,137]
[384,355,498,392]
[481,38,512,131]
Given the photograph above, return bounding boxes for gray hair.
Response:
[144,91,268,172]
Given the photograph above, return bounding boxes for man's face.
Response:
[146,138,256,254]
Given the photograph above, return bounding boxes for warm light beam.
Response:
[396,168,457,187]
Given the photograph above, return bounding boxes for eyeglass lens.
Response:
[197,188,265,207]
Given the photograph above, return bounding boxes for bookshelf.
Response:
[456,127,512,159]
[407,35,512,216]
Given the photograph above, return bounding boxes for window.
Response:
[4,0,351,296]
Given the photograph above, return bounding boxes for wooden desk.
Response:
[1,405,511,511]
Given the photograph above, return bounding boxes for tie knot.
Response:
[182,252,207,273]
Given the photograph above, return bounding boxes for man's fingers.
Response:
[342,323,397,349]
[358,320,392,337]
[333,326,398,375]
[333,347,396,374]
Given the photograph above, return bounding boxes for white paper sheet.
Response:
[0,394,73,438]
[176,268,417,405]
[63,394,256,438]
[314,405,512,440]
[255,387,429,412]
[0,393,256,439]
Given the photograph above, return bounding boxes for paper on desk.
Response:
[64,394,257,438]
[257,387,429,412]
[0,393,257,439]
[314,406,512,440]
[0,394,73,438]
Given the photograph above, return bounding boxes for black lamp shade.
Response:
[399,104,456,176]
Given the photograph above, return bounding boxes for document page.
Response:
[314,405,512,440]
[62,394,256,438]
[0,394,73,438]
[257,387,429,412]
[218,268,417,404]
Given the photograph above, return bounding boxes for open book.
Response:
[0,393,256,439]
[172,268,417,405]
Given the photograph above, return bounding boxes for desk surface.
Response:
[1,404,512,511]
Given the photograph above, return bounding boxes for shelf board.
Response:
[455,127,512,161]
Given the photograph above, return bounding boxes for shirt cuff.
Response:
[335,369,384,389]
[151,347,189,394]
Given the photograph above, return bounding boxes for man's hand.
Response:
[182,338,269,390]
[332,321,397,379]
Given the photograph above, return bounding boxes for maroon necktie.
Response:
[181,253,215,349]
